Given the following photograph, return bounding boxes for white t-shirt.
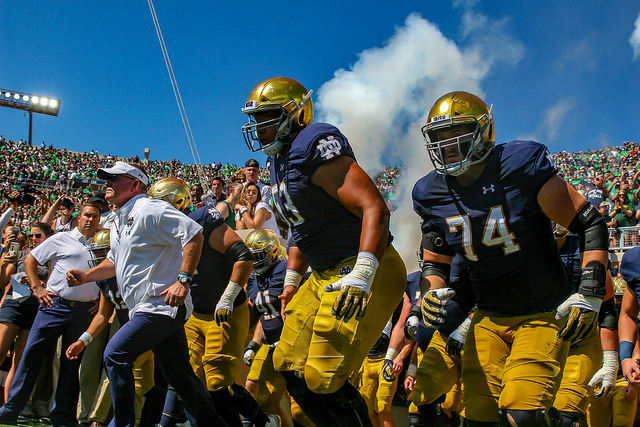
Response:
[107,195,202,319]
[54,216,76,233]
[100,211,116,229]
[30,228,100,302]
[255,201,281,239]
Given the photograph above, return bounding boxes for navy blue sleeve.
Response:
[502,141,558,196]
[188,206,225,230]
[621,247,640,294]
[292,124,355,176]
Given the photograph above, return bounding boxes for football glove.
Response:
[324,251,379,321]
[555,293,602,342]
[214,281,243,325]
[382,347,398,382]
[588,351,618,397]
[421,288,456,329]
[446,317,471,358]
[243,340,260,366]
[405,305,421,340]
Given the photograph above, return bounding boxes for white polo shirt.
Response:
[30,228,100,302]
[107,194,202,319]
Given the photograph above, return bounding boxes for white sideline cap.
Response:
[97,161,149,185]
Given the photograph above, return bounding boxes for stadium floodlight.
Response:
[0,88,62,145]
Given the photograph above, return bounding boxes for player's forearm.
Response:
[388,317,406,351]
[286,246,309,275]
[398,339,415,361]
[25,254,44,289]
[251,320,264,343]
[600,326,618,352]
[180,232,203,275]
[229,260,252,287]
[359,203,389,261]
[419,275,446,295]
[85,259,116,283]
[83,299,114,339]
[619,311,638,344]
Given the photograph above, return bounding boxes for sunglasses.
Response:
[29,233,43,239]
[108,175,136,183]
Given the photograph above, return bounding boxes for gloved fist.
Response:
[243,341,260,366]
[325,252,378,321]
[215,281,243,326]
[589,351,619,397]
[421,288,456,329]
[214,305,233,325]
[445,317,471,358]
[381,347,398,382]
[405,305,421,340]
[556,293,602,342]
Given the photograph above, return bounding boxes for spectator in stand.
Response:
[611,191,636,228]
[235,183,281,238]
[243,159,271,202]
[0,203,101,426]
[215,182,243,230]
[584,176,609,208]
[0,223,54,403]
[210,176,225,206]
[43,196,77,232]
[191,183,203,207]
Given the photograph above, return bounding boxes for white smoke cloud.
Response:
[315,10,523,272]
[517,99,573,145]
[631,13,640,61]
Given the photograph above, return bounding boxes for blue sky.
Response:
[1,1,639,170]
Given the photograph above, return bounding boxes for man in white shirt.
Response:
[0,203,101,426]
[244,159,271,202]
[66,161,223,427]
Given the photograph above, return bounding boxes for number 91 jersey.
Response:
[412,141,570,316]
[247,259,288,345]
[268,123,366,271]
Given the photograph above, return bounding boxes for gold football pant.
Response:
[273,245,406,394]
[409,330,461,408]
[462,310,569,422]
[358,354,398,416]
[553,331,602,415]
[185,303,249,391]
[586,377,637,427]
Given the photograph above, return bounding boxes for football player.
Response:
[618,248,640,388]
[552,225,618,426]
[412,91,609,426]
[148,178,278,427]
[241,77,407,426]
[243,229,312,427]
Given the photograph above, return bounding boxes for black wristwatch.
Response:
[177,272,193,286]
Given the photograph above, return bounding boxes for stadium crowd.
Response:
[0,127,640,427]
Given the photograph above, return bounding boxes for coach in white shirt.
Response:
[66,161,223,427]
[0,202,101,426]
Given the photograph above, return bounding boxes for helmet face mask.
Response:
[88,229,110,268]
[245,229,282,276]
[423,92,494,176]
[250,241,277,275]
[242,77,313,156]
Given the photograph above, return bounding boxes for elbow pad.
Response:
[421,261,450,283]
[568,202,609,252]
[598,297,618,330]
[224,241,254,263]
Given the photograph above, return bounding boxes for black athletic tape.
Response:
[225,241,254,263]
[567,202,609,252]
[579,261,607,298]
[598,297,618,330]
[422,261,450,283]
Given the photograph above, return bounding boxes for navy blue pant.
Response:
[104,307,223,427]
[0,297,93,425]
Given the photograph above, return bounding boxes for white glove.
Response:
[588,351,619,397]
[446,317,471,358]
[324,252,379,321]
[555,293,602,341]
[243,340,260,366]
[214,281,243,325]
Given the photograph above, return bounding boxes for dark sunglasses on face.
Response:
[29,233,43,239]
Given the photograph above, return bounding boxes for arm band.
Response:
[620,340,634,361]
[79,332,93,345]
[567,202,609,252]
[422,261,450,283]
[224,241,254,263]
[579,260,607,298]
[246,340,260,353]
[598,297,618,330]
[421,230,455,256]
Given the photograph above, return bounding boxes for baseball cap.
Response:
[60,198,75,209]
[245,159,259,168]
[97,161,149,185]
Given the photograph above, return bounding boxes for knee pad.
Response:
[500,409,553,427]
[555,411,583,427]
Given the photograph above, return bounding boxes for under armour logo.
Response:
[482,185,495,194]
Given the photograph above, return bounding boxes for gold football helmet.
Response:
[241,77,313,156]
[423,91,494,176]
[613,276,627,297]
[88,229,111,268]
[148,178,192,211]
[245,229,282,275]
[553,223,570,239]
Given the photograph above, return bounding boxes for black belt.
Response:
[53,296,94,308]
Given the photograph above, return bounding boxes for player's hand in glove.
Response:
[555,293,601,342]
[446,317,471,358]
[405,305,421,340]
[325,252,378,321]
[214,281,243,325]
[421,288,456,329]
[243,340,260,366]
[589,351,619,397]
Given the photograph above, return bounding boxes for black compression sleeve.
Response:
[224,241,254,263]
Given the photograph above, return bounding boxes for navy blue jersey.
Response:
[621,248,640,304]
[413,141,570,316]
[268,123,389,271]
[405,271,422,306]
[97,278,129,325]
[188,206,246,313]
[247,260,287,345]
[559,235,581,293]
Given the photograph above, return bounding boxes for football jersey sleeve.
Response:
[620,247,640,295]
[297,124,354,175]
[420,219,456,257]
[505,141,558,195]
